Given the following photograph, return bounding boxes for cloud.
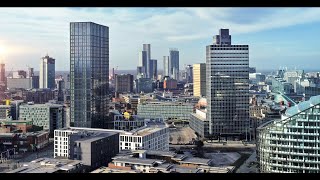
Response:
[0,8,320,70]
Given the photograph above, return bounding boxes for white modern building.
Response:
[40,55,55,89]
[54,120,169,158]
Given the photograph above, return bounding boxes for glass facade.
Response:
[257,95,320,173]
[206,29,249,137]
[169,49,179,80]
[137,102,193,121]
[70,22,109,128]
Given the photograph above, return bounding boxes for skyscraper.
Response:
[185,64,193,83]
[0,63,6,91]
[40,55,55,89]
[70,22,109,128]
[169,48,179,80]
[143,44,151,78]
[206,29,249,139]
[150,59,157,80]
[138,51,147,77]
[163,56,170,77]
[193,63,206,97]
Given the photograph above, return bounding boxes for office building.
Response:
[151,59,157,80]
[55,77,65,102]
[193,63,206,97]
[137,101,193,121]
[19,102,64,135]
[113,115,147,131]
[68,131,119,170]
[115,74,134,93]
[190,109,210,139]
[137,51,147,79]
[6,75,36,90]
[119,120,169,151]
[257,95,320,173]
[163,76,177,90]
[163,56,170,77]
[249,67,256,73]
[39,55,55,89]
[0,105,11,119]
[185,64,193,83]
[170,49,179,80]
[143,44,151,78]
[134,78,153,93]
[206,29,249,139]
[70,22,109,128]
[25,88,55,104]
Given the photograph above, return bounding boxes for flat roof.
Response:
[7,158,83,173]
[170,166,200,173]
[74,132,117,143]
[145,150,176,157]
[91,167,140,173]
[112,157,159,166]
[181,157,212,165]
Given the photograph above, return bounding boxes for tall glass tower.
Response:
[206,29,249,140]
[70,22,109,128]
[169,48,179,80]
[40,55,55,89]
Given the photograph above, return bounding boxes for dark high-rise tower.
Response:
[143,44,151,78]
[169,48,179,80]
[206,29,249,139]
[70,22,109,128]
[0,63,6,91]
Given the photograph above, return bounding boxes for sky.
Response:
[0,8,320,72]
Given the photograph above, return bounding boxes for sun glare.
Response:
[0,45,5,55]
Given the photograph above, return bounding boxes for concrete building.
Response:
[6,77,33,90]
[115,74,134,93]
[163,76,177,90]
[163,56,170,77]
[54,128,120,167]
[19,103,64,136]
[257,95,320,173]
[185,64,193,83]
[206,29,249,139]
[69,131,119,170]
[70,22,109,128]
[169,49,179,80]
[190,109,209,139]
[119,120,169,151]
[102,150,232,173]
[39,55,55,89]
[193,63,206,97]
[137,101,194,122]
[8,158,85,173]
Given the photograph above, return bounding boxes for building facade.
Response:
[143,44,151,78]
[115,74,134,93]
[257,95,320,173]
[193,63,206,97]
[70,22,109,128]
[163,56,170,77]
[189,109,210,139]
[39,55,55,89]
[206,29,249,139]
[169,49,179,80]
[19,103,64,135]
[137,101,193,121]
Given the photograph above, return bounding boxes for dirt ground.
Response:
[169,126,197,144]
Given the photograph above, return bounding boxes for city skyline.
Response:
[0,8,320,71]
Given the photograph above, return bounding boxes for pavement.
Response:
[169,126,197,144]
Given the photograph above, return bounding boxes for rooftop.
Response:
[91,166,140,173]
[285,95,320,117]
[7,158,83,173]
[73,131,118,143]
[112,157,161,166]
[181,157,212,166]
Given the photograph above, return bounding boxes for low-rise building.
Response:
[7,158,85,173]
[113,115,146,131]
[189,109,209,139]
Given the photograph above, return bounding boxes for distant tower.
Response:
[0,63,6,91]
[169,48,179,80]
[40,54,55,89]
